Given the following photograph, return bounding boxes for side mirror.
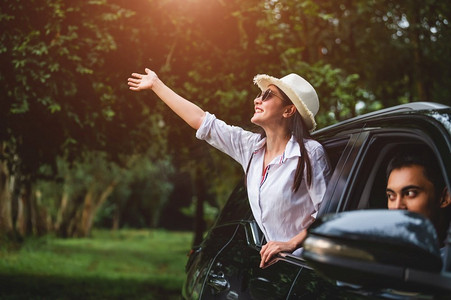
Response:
[302,210,451,295]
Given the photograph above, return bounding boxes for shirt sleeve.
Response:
[306,143,332,219]
[196,112,259,170]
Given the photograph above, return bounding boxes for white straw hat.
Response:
[253,73,319,131]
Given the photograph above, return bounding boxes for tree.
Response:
[1,0,449,241]
[0,0,168,236]
[308,0,451,106]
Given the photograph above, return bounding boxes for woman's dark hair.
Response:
[279,87,312,192]
[247,87,312,192]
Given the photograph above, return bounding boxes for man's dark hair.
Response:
[386,146,445,195]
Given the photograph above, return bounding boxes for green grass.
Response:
[0,229,193,299]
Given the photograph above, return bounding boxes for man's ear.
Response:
[440,187,451,208]
[283,105,296,118]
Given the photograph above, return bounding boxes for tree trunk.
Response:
[56,192,82,238]
[193,167,206,246]
[112,205,120,231]
[0,143,13,235]
[16,180,32,236]
[55,187,70,233]
[32,187,49,236]
[150,194,168,229]
[76,186,94,237]
[34,189,51,235]
[76,180,118,237]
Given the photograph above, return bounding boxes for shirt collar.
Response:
[253,136,302,163]
[253,137,267,153]
[283,136,301,162]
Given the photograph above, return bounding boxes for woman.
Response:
[128,69,331,268]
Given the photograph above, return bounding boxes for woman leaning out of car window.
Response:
[128,68,332,268]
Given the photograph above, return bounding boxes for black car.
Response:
[182,102,451,300]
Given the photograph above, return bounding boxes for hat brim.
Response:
[253,74,317,131]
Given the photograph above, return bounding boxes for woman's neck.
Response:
[263,129,291,168]
[266,133,290,154]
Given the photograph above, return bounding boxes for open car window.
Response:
[342,130,448,211]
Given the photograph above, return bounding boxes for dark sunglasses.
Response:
[256,89,284,102]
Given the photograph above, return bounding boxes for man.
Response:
[386,148,451,248]
[266,147,450,269]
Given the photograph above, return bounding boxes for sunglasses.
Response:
[256,89,284,102]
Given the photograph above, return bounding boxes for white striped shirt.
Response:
[196,112,331,249]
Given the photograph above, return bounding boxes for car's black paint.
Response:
[306,210,442,271]
[182,103,451,300]
[302,210,451,296]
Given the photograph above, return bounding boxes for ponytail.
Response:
[280,88,313,192]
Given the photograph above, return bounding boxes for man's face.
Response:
[386,164,439,220]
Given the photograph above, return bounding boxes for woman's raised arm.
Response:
[128,68,205,130]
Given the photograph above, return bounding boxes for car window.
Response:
[214,182,252,226]
[365,142,426,209]
[319,136,350,171]
[342,132,447,211]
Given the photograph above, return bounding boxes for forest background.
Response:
[1,0,450,247]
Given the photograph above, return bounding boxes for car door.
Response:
[192,182,305,299]
[185,108,451,300]
[273,124,450,299]
[199,221,370,300]
[183,184,252,299]
[200,220,303,300]
[293,123,450,298]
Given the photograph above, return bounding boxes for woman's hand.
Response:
[259,229,308,268]
[259,241,296,268]
[128,68,158,91]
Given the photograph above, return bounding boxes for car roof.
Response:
[313,102,451,138]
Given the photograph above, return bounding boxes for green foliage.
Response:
[1,0,178,235]
[1,0,131,177]
[96,153,174,229]
[305,62,378,127]
[34,150,174,231]
[1,0,450,237]
[180,199,219,229]
[315,0,451,106]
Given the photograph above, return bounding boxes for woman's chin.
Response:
[250,116,259,125]
[251,114,262,125]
